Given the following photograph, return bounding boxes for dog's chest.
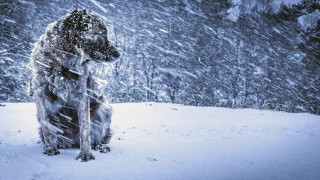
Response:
[50,62,90,101]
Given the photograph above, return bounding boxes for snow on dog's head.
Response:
[53,8,120,63]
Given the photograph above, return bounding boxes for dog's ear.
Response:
[71,9,79,15]
[61,9,93,51]
[62,12,79,32]
[61,15,79,52]
[63,9,105,35]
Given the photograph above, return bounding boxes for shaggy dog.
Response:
[29,9,120,161]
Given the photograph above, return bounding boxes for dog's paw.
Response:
[92,144,111,153]
[43,146,60,156]
[98,144,111,153]
[76,151,95,162]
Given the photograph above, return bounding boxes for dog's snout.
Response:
[111,46,120,59]
[106,43,120,61]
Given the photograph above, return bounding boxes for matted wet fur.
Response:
[29,8,120,161]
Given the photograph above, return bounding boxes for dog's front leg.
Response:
[34,94,60,155]
[76,96,95,162]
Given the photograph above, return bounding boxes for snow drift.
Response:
[0,103,319,179]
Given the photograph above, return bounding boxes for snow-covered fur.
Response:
[29,9,120,161]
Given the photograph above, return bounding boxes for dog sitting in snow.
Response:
[29,8,120,161]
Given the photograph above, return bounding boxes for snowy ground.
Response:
[0,103,319,180]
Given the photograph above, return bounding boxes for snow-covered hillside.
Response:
[0,103,319,179]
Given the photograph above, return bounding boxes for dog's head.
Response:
[61,8,120,63]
